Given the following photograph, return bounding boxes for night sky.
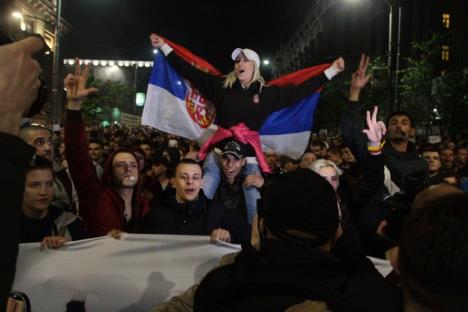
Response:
[62,0,315,72]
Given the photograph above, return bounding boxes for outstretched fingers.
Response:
[74,57,81,76]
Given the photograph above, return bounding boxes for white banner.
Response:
[12,234,240,312]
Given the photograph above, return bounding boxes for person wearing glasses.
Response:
[63,61,150,237]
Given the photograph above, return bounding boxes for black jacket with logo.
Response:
[166,52,329,131]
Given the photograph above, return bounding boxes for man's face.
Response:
[26,129,53,161]
[152,163,167,176]
[423,151,441,173]
[139,144,152,159]
[23,168,54,215]
[440,149,454,167]
[310,145,324,158]
[299,152,317,169]
[174,163,203,202]
[326,151,342,166]
[133,151,146,172]
[387,115,412,143]
[112,152,139,188]
[88,143,103,162]
[283,161,297,173]
[455,148,467,165]
[58,143,66,156]
[341,147,356,163]
[220,154,246,183]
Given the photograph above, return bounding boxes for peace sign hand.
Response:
[362,106,386,145]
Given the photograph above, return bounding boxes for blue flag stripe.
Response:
[149,54,187,100]
[259,92,320,135]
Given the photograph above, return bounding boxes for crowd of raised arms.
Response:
[1,35,468,312]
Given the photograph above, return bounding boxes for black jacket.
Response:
[340,100,428,256]
[140,191,251,244]
[20,205,86,243]
[340,100,427,192]
[0,132,36,310]
[194,234,402,312]
[166,52,329,131]
[214,173,247,221]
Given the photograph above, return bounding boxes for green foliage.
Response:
[433,70,468,133]
[315,73,347,132]
[81,73,135,124]
[399,32,468,133]
[316,57,389,132]
[81,74,104,123]
[399,34,442,125]
[361,56,389,117]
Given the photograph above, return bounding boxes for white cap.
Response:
[231,48,260,68]
[428,136,442,144]
[168,139,178,148]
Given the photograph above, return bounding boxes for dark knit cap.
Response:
[261,169,339,247]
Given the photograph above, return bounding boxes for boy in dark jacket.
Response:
[140,159,251,244]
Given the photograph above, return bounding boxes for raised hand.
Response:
[64,58,98,110]
[149,33,165,49]
[362,106,386,145]
[331,57,345,74]
[350,54,371,91]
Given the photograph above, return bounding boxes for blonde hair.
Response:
[222,65,266,89]
[309,159,343,176]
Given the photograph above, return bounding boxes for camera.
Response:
[0,30,48,118]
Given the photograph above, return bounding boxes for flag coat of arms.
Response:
[142,42,329,159]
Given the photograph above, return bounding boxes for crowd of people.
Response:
[1,34,468,312]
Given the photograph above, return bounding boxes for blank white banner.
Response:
[12,234,240,312]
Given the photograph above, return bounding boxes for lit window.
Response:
[442,13,450,28]
[442,45,450,61]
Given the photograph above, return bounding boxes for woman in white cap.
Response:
[150,33,344,224]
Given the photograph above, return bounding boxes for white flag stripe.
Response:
[142,84,203,139]
[260,131,311,159]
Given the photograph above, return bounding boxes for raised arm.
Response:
[340,54,371,163]
[352,106,386,204]
[270,57,345,112]
[150,33,221,102]
[64,59,100,220]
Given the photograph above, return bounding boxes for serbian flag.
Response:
[142,39,329,159]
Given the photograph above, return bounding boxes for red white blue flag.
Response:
[142,39,329,159]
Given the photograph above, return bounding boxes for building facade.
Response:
[273,0,468,76]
